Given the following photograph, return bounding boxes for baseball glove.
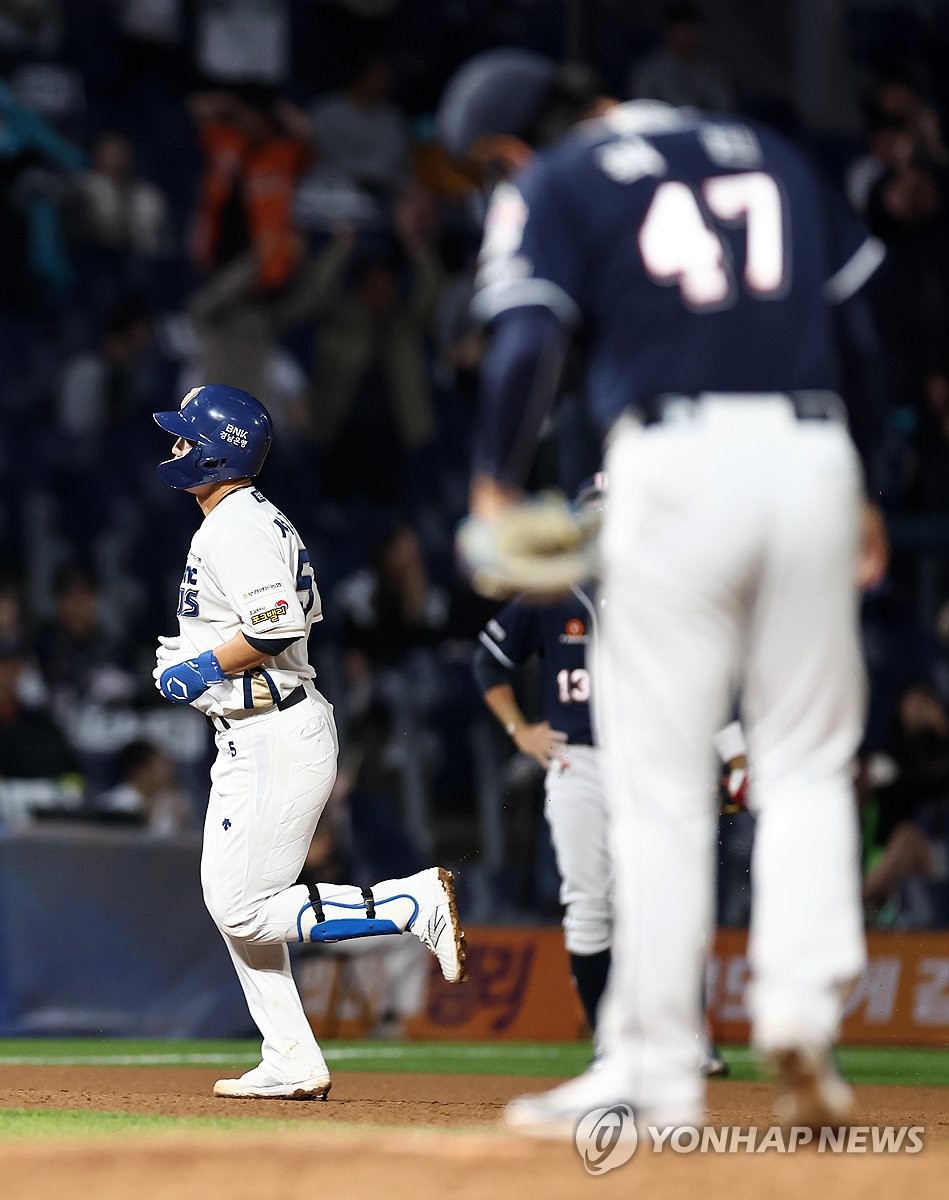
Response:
[456,491,601,601]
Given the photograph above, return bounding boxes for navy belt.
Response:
[211,683,307,732]
[634,391,847,427]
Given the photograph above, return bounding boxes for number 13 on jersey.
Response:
[557,668,591,704]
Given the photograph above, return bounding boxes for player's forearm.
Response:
[474,306,567,487]
[482,683,527,739]
[213,632,274,675]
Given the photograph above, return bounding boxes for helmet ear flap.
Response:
[154,384,273,489]
[156,440,214,490]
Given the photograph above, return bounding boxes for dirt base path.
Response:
[0,1066,945,1199]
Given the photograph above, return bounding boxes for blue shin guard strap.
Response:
[309,917,400,944]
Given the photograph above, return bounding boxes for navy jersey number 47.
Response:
[473,102,884,436]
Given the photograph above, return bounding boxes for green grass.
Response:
[711,1045,949,1086]
[0,1107,423,1141]
[0,1039,946,1085]
[0,1108,298,1140]
[0,1039,592,1078]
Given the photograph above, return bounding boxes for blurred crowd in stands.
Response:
[0,0,947,928]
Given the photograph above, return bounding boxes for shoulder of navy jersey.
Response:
[475,103,882,320]
[473,103,883,434]
[477,598,541,670]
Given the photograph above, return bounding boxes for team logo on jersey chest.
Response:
[559,618,588,645]
[250,598,289,625]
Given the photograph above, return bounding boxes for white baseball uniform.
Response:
[166,485,462,1087]
[596,404,866,1118]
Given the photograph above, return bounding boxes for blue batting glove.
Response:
[155,649,227,704]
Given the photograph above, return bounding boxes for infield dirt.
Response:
[0,1065,946,1198]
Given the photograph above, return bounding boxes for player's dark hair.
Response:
[521,62,604,149]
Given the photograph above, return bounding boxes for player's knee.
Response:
[204,888,263,942]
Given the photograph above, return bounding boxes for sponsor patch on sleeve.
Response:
[250,598,290,626]
[242,581,282,600]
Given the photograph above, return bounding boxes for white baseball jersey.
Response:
[175,486,320,718]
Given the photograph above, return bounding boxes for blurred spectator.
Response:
[846,68,948,216]
[187,86,313,403]
[276,190,441,502]
[54,297,157,545]
[862,680,949,922]
[629,2,735,112]
[0,636,76,781]
[35,561,136,719]
[308,52,411,198]
[335,522,449,674]
[0,79,85,312]
[76,131,172,257]
[330,516,493,837]
[0,578,47,707]
[95,738,194,835]
[865,159,949,506]
[57,296,155,446]
[118,0,183,47]
[194,0,290,87]
[0,0,63,60]
[844,69,940,216]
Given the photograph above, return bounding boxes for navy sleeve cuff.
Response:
[245,633,301,656]
[472,641,514,693]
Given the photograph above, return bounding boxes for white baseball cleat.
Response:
[213,1063,331,1100]
[767,1046,854,1129]
[505,1068,618,1141]
[702,1044,731,1079]
[504,1059,705,1141]
[406,866,468,983]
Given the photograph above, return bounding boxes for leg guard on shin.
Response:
[304,883,400,944]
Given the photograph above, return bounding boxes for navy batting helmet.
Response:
[437,49,558,159]
[436,48,600,160]
[153,384,272,490]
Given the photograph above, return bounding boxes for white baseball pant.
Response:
[201,688,421,1081]
[595,399,867,1120]
[545,744,613,956]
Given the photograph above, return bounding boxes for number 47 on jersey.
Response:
[639,171,786,310]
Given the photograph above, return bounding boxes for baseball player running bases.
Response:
[151,384,466,1100]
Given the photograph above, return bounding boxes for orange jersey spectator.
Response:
[190,93,314,291]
